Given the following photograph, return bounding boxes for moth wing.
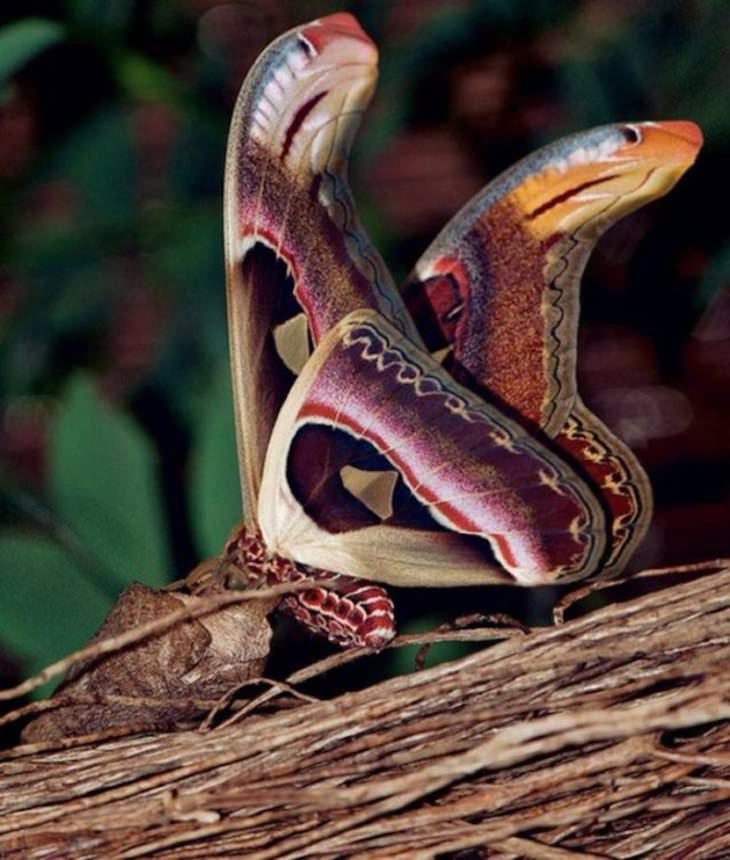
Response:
[404,121,702,434]
[403,120,700,573]
[224,13,420,525]
[557,398,653,577]
[258,309,609,587]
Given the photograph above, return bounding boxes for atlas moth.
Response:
[219,12,702,649]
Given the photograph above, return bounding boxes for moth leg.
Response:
[224,527,395,650]
[280,574,396,651]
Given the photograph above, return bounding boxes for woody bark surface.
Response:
[1,560,729,858]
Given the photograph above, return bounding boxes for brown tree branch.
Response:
[1,560,729,858]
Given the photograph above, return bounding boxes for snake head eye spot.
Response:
[298,34,316,57]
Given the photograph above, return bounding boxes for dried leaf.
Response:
[22,582,272,741]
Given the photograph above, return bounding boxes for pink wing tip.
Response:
[303,12,373,52]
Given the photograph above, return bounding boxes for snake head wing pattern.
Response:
[225,13,420,526]
[403,120,702,575]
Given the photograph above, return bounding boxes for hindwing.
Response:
[403,121,702,573]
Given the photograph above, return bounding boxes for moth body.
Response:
[225,526,396,649]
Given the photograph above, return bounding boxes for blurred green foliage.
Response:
[189,367,241,558]
[0,18,66,87]
[50,375,170,590]
[0,373,170,685]
[0,534,109,688]
[0,0,728,688]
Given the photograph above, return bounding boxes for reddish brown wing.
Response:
[224,14,422,525]
[259,310,608,587]
[403,121,702,573]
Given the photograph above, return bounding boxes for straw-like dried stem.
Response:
[1,560,729,858]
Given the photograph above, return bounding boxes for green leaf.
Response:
[189,369,242,558]
[49,374,170,589]
[0,532,111,691]
[0,18,66,87]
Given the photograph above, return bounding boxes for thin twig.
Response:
[0,580,314,702]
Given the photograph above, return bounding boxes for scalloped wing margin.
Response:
[258,309,610,587]
[402,120,701,573]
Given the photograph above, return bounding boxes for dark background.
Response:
[1,0,728,694]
